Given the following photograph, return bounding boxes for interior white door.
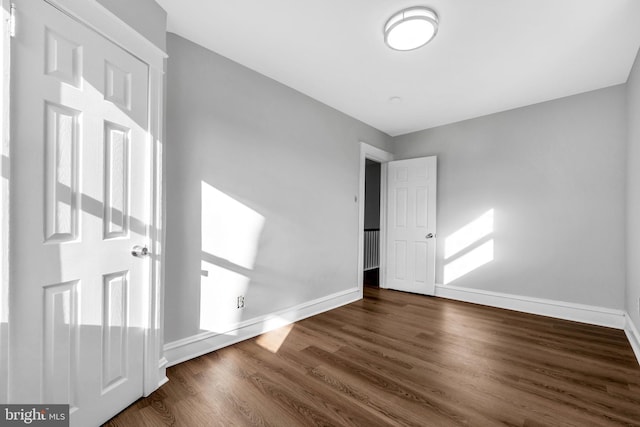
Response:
[10,0,150,425]
[385,157,437,295]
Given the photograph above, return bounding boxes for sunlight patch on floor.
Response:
[256,323,294,353]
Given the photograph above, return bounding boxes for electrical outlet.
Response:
[237,296,245,309]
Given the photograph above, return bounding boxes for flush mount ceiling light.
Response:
[384,6,439,51]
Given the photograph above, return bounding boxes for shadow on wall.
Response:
[443,209,494,285]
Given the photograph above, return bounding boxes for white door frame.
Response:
[1,0,168,399]
[358,142,393,293]
[0,0,11,404]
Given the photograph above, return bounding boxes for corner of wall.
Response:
[626,46,640,333]
[624,313,640,366]
[96,0,167,52]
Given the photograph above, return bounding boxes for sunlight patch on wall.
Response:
[445,209,494,259]
[444,240,494,284]
[201,181,265,270]
[199,262,250,334]
[199,181,265,333]
[443,209,495,285]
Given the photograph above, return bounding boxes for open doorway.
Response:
[364,159,381,287]
[358,142,393,292]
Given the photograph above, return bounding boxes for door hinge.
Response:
[8,3,15,37]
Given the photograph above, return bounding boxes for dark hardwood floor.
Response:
[105,288,640,426]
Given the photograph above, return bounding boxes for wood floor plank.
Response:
[105,288,640,426]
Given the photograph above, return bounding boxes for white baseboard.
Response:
[163,287,362,367]
[163,284,639,368]
[624,315,640,366]
[157,357,169,387]
[435,284,626,329]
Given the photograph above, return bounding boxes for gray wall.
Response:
[392,86,627,309]
[164,34,390,343]
[627,49,640,327]
[96,0,167,51]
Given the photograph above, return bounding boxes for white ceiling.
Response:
[156,0,640,136]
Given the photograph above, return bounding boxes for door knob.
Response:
[425,233,435,239]
[131,245,150,257]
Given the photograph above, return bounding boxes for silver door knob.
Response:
[131,245,150,257]
[425,233,435,239]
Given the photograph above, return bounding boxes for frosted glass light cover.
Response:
[384,7,439,51]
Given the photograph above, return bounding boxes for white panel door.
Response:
[385,157,437,295]
[10,0,150,425]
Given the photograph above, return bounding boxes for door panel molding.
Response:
[44,0,168,398]
[386,156,437,295]
[6,0,166,418]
